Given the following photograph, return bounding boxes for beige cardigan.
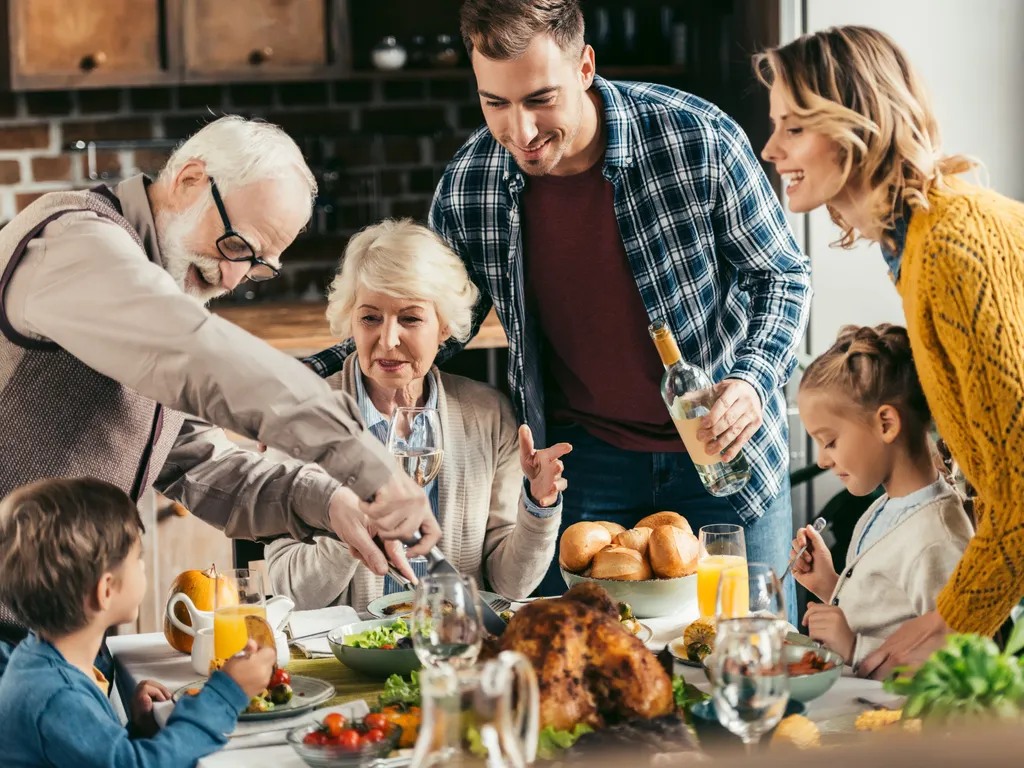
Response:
[832,485,973,669]
[266,354,561,612]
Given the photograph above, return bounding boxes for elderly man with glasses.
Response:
[0,115,438,653]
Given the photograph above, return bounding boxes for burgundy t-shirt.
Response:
[522,160,685,453]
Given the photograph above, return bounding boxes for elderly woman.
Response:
[266,219,570,610]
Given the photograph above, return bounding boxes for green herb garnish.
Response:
[536,724,594,760]
[672,675,710,711]
[884,621,1024,725]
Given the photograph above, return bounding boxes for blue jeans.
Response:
[539,423,797,626]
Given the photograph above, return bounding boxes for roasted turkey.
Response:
[492,582,675,731]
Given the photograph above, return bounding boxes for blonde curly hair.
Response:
[754,26,976,249]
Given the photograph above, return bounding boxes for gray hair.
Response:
[326,219,479,342]
[158,115,317,220]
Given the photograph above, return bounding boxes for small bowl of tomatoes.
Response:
[287,711,402,767]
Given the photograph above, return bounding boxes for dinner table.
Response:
[107,602,901,767]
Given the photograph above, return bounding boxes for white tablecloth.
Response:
[109,605,898,767]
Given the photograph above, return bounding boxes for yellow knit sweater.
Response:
[899,177,1024,635]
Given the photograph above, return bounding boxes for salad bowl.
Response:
[327,618,420,679]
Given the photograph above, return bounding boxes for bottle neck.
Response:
[650,329,682,369]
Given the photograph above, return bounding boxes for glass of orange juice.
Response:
[697,524,746,619]
[717,562,785,621]
[213,569,267,665]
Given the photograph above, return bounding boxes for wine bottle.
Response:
[648,319,750,497]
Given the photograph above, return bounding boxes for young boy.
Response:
[0,477,276,766]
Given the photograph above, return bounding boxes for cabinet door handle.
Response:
[248,47,274,65]
[79,51,108,71]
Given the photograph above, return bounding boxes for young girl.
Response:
[791,324,973,671]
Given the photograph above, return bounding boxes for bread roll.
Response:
[648,526,700,578]
[635,511,692,535]
[613,526,653,557]
[558,522,613,572]
[594,521,627,537]
[590,546,652,581]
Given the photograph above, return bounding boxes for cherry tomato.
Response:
[337,729,361,751]
[302,733,319,745]
[363,728,386,744]
[380,644,395,649]
[364,713,388,731]
[323,712,347,738]
[269,668,291,688]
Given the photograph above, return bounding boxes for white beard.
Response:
[155,200,228,305]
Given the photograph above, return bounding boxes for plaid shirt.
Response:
[307,76,811,521]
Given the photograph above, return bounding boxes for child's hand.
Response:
[789,523,838,600]
[223,640,277,698]
[131,679,171,737]
[519,425,572,508]
[803,603,856,663]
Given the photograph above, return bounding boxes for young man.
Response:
[0,477,277,767]
[308,0,811,602]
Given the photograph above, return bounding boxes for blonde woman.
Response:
[756,26,1024,678]
[266,220,570,610]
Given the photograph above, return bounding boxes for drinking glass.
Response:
[387,406,444,488]
[212,569,267,665]
[411,572,483,669]
[697,524,747,619]
[708,616,789,754]
[717,562,786,623]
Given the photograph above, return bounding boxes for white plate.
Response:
[367,589,504,619]
[173,675,335,721]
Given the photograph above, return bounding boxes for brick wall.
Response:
[0,76,483,302]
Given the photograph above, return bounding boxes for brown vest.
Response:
[0,187,185,639]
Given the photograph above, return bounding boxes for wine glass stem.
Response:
[743,736,758,756]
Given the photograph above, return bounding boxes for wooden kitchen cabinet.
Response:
[181,0,348,83]
[0,0,179,89]
[0,0,349,90]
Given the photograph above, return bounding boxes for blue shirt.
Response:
[0,633,248,767]
[856,478,948,556]
[308,76,811,522]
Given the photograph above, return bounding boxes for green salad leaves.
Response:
[379,670,420,707]
[343,619,409,649]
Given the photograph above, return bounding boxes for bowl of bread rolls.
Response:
[558,511,699,618]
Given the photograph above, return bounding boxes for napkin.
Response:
[154,698,369,750]
[287,605,360,655]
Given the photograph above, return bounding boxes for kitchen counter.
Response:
[214,301,507,359]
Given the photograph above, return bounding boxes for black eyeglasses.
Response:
[209,178,281,282]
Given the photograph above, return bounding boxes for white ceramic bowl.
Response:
[560,567,697,618]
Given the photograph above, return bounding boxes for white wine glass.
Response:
[709,616,789,755]
[411,572,483,669]
[387,406,444,487]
